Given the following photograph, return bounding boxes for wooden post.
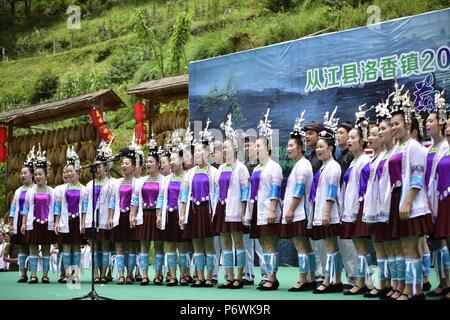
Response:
[5,125,13,215]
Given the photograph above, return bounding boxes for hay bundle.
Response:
[86,143,96,161]
[78,143,88,160]
[88,124,96,141]
[28,134,38,150]
[42,131,51,148]
[20,136,28,153]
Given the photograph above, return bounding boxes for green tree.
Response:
[169,11,191,74]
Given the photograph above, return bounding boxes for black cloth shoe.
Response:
[140,278,149,286]
[205,279,215,288]
[313,283,334,294]
[331,283,344,293]
[343,283,354,290]
[231,280,244,289]
[218,280,234,289]
[242,279,254,285]
[364,287,390,298]
[288,282,311,292]
[28,276,38,284]
[423,281,431,292]
[167,278,178,287]
[257,279,269,289]
[343,285,370,295]
[426,286,449,297]
[17,276,28,283]
[259,280,279,291]
[410,293,426,300]
[191,280,206,288]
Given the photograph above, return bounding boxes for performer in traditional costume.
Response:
[309,108,343,294]
[339,105,372,295]
[130,134,163,286]
[179,119,218,287]
[21,145,56,284]
[81,141,115,284]
[386,84,433,300]
[9,147,35,283]
[279,111,317,292]
[426,91,450,299]
[54,146,86,283]
[211,114,249,289]
[108,139,140,285]
[244,108,283,291]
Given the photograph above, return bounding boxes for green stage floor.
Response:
[0,267,442,300]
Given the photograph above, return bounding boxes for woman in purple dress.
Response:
[179,119,218,287]
[108,142,140,285]
[130,136,163,286]
[9,147,35,283]
[340,106,372,295]
[20,145,56,284]
[212,114,249,289]
[54,146,86,284]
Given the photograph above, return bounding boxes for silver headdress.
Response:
[391,81,406,107]
[319,106,339,140]
[196,118,214,153]
[66,144,81,171]
[435,90,449,125]
[390,81,414,124]
[354,103,373,142]
[23,145,36,170]
[129,134,145,166]
[184,122,194,147]
[375,97,392,124]
[147,132,159,158]
[258,107,273,150]
[220,113,238,150]
[34,143,51,174]
[170,129,185,154]
[96,141,114,162]
[290,110,307,151]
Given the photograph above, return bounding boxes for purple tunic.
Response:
[359,163,371,200]
[250,170,261,203]
[376,159,386,181]
[34,193,50,224]
[66,189,81,217]
[437,153,450,201]
[389,151,403,187]
[142,181,159,208]
[219,171,232,204]
[343,167,353,186]
[119,184,133,212]
[94,185,102,209]
[168,181,181,211]
[425,151,436,188]
[309,169,321,204]
[192,173,210,205]
[19,190,27,213]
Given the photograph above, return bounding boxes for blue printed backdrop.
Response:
[189,8,450,172]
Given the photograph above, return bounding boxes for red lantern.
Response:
[135,122,147,145]
[97,125,114,143]
[133,102,146,123]
[89,107,105,129]
[0,144,6,162]
[0,127,6,144]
